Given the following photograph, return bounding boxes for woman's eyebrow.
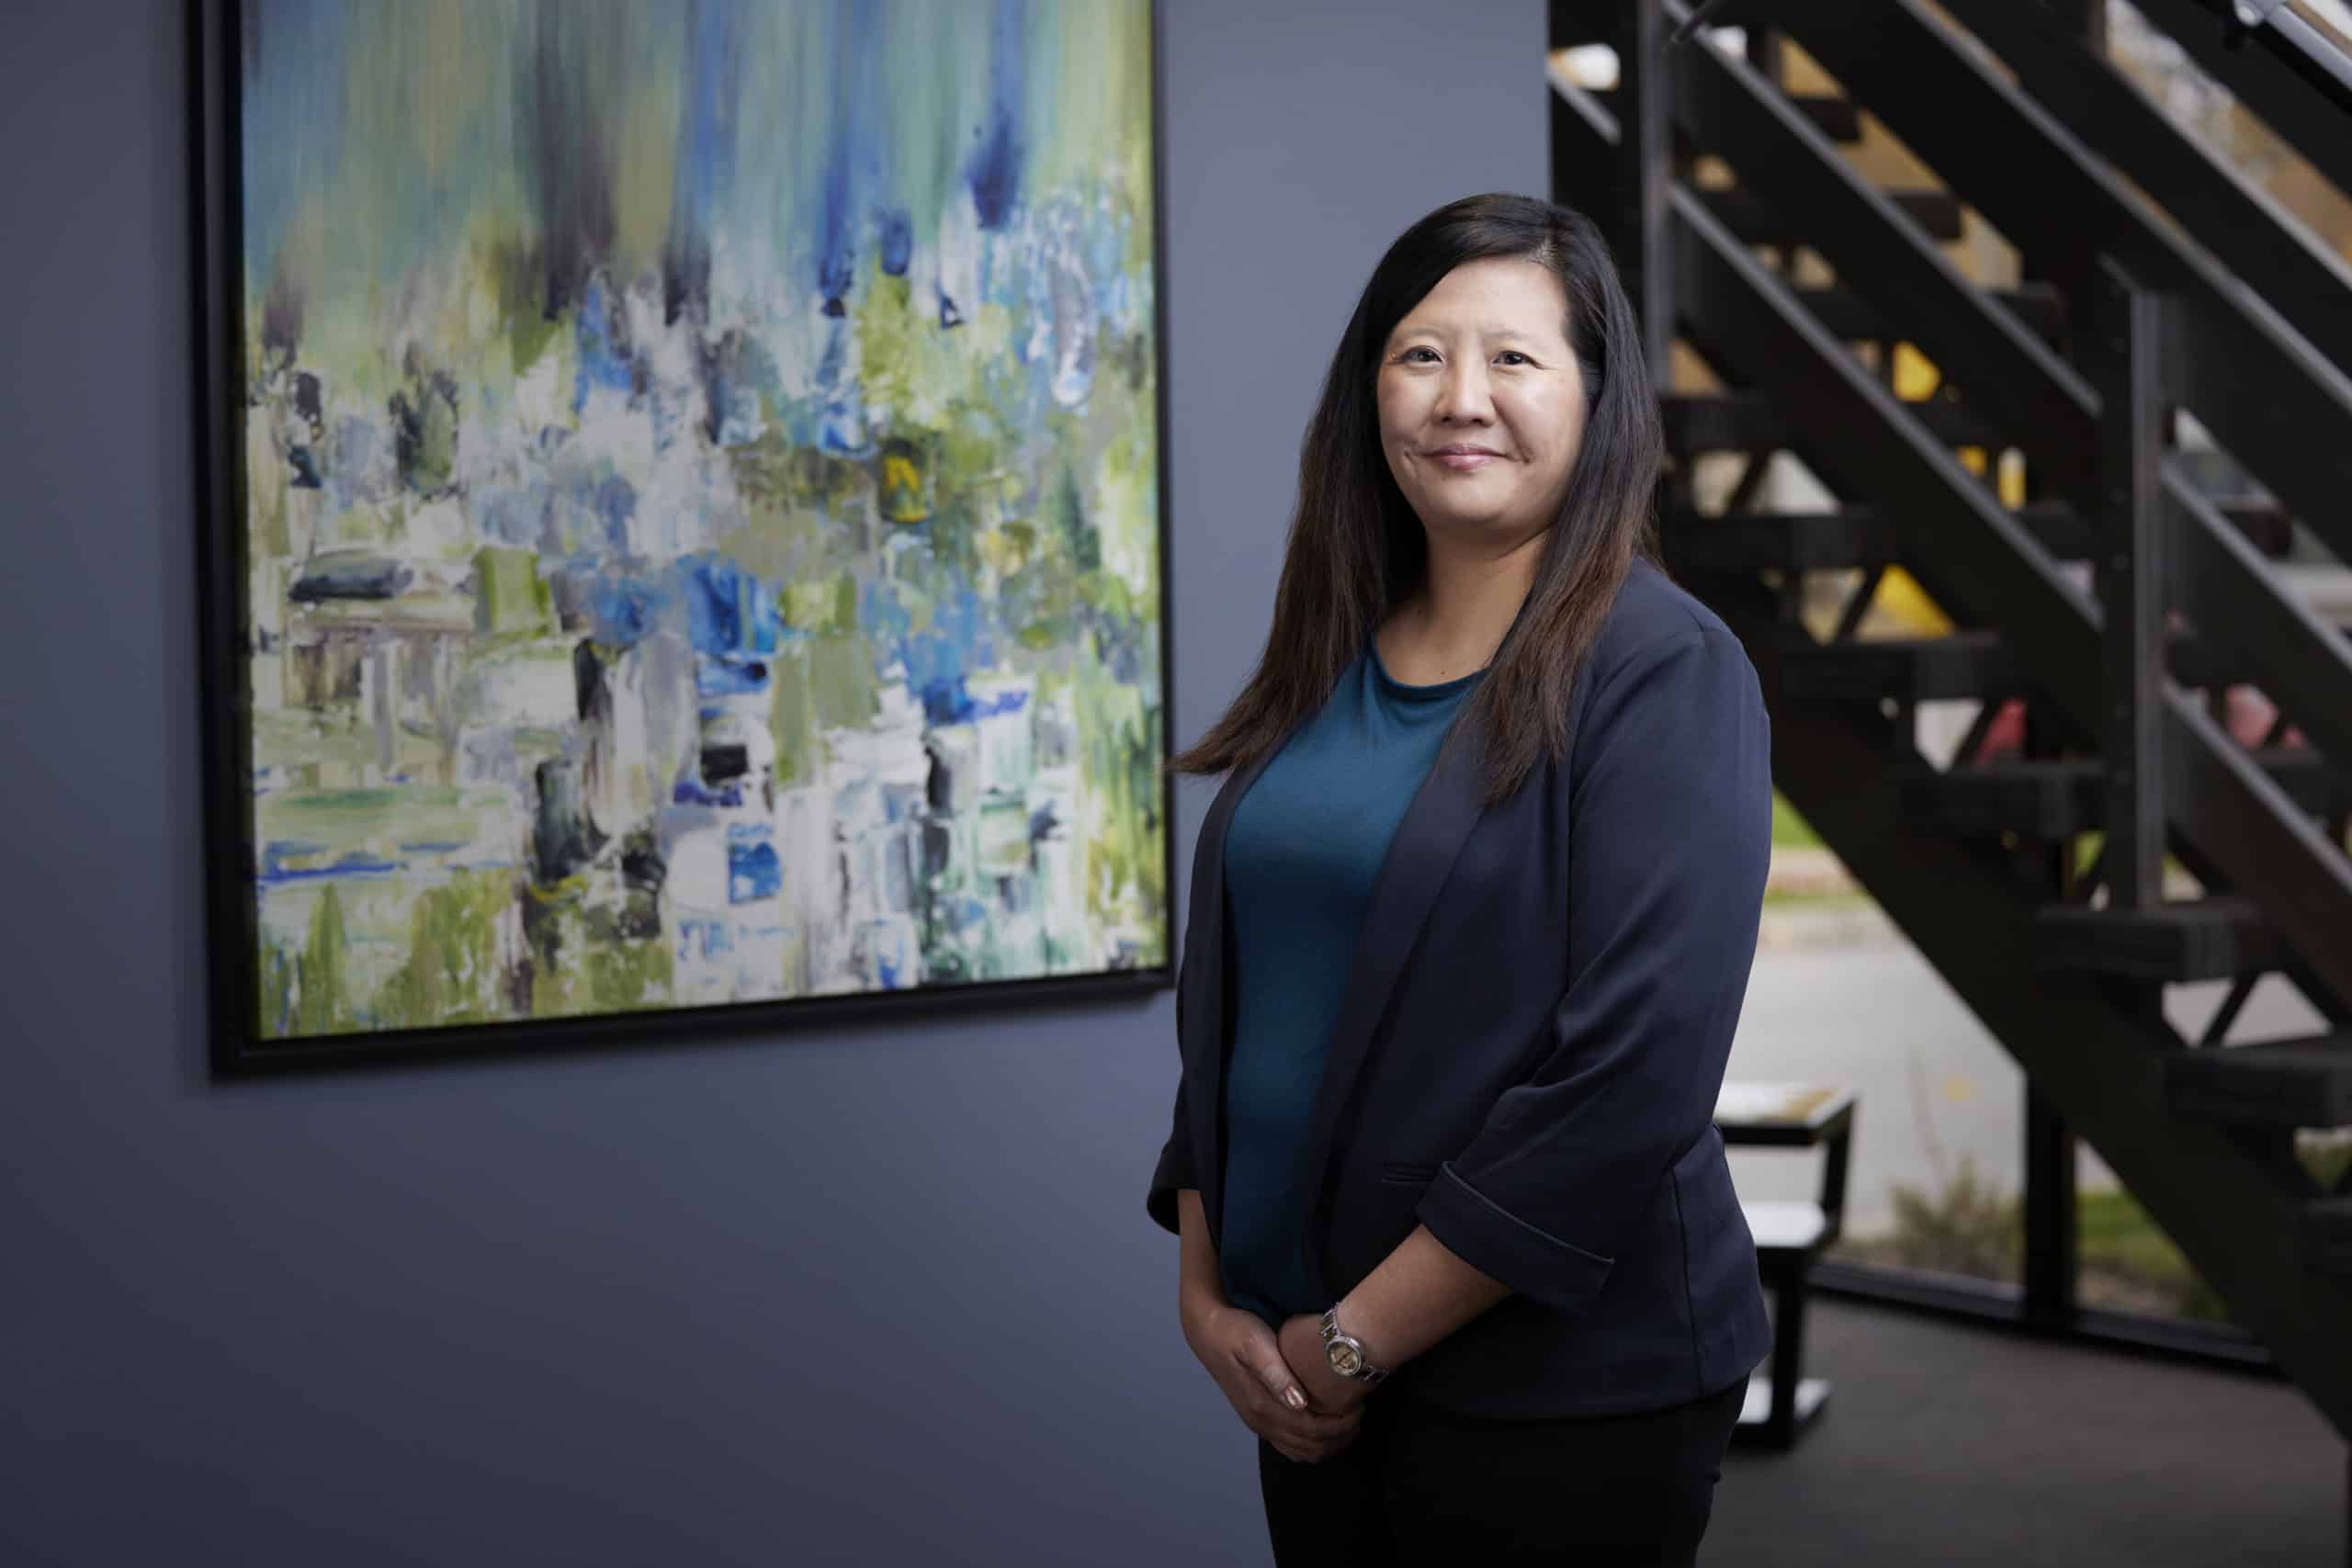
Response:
[1393,321,1553,341]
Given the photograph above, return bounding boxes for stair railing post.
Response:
[1617,1,1674,387]
[2089,255,2169,917]
[2022,697,2083,1326]
[1620,3,1688,568]
[1549,2,1611,225]
[2024,1084,2080,1325]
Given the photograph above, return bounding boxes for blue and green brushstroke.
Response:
[238,0,1165,1036]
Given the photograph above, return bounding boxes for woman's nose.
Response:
[1436,362,1494,423]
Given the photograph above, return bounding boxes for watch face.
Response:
[1327,1341,1363,1376]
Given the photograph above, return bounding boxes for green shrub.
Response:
[1830,1158,2235,1325]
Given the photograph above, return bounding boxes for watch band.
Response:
[1319,1305,1389,1386]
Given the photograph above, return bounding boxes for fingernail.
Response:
[1284,1388,1306,1411]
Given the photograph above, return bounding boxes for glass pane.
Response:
[1724,791,2025,1289]
[2074,1138,2233,1325]
[2071,973,2341,1328]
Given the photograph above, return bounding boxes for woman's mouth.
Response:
[1430,446,1503,471]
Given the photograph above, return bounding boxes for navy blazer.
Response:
[1147,556,1775,1418]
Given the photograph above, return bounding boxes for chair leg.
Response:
[1767,1269,1810,1450]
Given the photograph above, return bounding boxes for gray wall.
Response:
[0,4,1539,1562]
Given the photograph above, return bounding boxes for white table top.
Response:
[1714,1080,1857,1131]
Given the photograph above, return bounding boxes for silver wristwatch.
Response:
[1319,1306,1389,1387]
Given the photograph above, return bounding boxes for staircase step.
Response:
[1770,627,2324,707]
[1900,752,2341,840]
[1797,282,2066,345]
[1899,760,2096,840]
[2309,1200,2352,1276]
[2168,1037,2352,1128]
[2030,896,2282,983]
[1666,500,2297,568]
[1700,184,1967,246]
[2162,627,2352,690]
[1779,632,2016,704]
[1665,390,1996,453]
[1598,88,1864,143]
[1668,504,2086,571]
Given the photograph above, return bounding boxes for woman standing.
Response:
[1146,193,1774,1564]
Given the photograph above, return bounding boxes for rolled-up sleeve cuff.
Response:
[1145,1139,1191,1236]
[1417,1164,1615,1317]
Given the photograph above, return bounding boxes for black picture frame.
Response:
[189,0,1178,1076]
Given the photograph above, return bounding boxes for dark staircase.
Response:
[1552,0,2352,1544]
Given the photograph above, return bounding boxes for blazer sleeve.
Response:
[1146,1077,1193,1236]
[1144,939,1197,1237]
[1413,625,1772,1317]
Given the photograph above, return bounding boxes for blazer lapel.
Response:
[1297,715,1494,1299]
[1182,732,1288,1252]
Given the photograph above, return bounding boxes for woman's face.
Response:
[1375,256,1587,552]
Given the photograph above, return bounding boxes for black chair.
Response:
[1714,1082,1858,1450]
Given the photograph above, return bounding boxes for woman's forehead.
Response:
[1390,260,1572,338]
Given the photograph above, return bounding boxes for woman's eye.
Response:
[1496,350,1532,367]
[1402,347,1440,365]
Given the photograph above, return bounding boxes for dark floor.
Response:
[1706,1297,2346,1567]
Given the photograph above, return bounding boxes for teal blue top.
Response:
[1216,638,1483,1329]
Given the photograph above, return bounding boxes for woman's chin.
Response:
[1411,502,1545,546]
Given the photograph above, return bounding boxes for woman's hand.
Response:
[1182,1301,1365,1463]
[1276,1313,1374,1419]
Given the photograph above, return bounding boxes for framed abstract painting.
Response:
[191,0,1172,1071]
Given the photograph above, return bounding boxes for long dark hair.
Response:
[1168,193,1663,805]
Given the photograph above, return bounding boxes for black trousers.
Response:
[1256,1376,1746,1566]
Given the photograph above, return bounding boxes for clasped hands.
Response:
[1185,1298,1377,1466]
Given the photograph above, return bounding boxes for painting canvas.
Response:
[205,0,1169,1063]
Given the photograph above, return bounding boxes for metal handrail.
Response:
[1680,0,2352,113]
[2222,0,2352,107]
